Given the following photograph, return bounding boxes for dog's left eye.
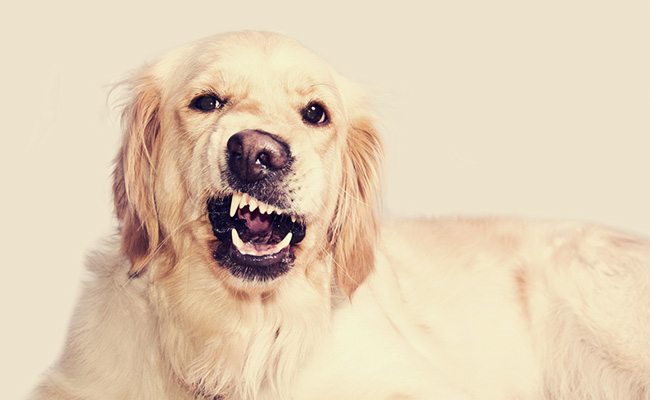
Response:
[301,102,329,126]
[190,94,224,112]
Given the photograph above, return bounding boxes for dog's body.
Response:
[31,31,650,400]
[296,219,650,400]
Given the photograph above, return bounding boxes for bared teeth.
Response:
[229,193,296,220]
[230,193,242,217]
[276,232,292,251]
[258,202,268,214]
[239,193,251,210]
[231,228,246,249]
[248,197,258,212]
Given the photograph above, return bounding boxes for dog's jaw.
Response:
[207,193,307,283]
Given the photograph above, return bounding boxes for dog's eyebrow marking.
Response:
[230,100,263,115]
[192,88,218,96]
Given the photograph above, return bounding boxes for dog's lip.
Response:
[206,194,307,276]
[227,238,293,269]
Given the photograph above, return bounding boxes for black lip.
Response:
[206,196,306,282]
[212,240,294,282]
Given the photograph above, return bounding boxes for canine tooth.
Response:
[231,229,245,249]
[230,193,242,217]
[277,232,292,250]
[291,215,296,223]
[258,202,268,214]
[249,198,258,212]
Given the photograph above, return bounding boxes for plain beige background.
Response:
[3,0,649,398]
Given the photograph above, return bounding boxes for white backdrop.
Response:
[3,0,649,398]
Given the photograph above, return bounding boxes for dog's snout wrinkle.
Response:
[227,130,290,183]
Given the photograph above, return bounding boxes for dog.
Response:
[31,31,650,400]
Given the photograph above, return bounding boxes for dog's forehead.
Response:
[185,32,336,91]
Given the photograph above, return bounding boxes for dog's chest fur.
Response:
[143,256,333,399]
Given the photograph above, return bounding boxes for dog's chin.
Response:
[207,195,307,283]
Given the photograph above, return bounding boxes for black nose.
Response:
[227,130,290,183]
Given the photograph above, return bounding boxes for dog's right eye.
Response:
[190,94,224,112]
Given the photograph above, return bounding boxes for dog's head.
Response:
[112,31,382,297]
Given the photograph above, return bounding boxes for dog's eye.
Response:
[301,103,329,126]
[190,94,224,112]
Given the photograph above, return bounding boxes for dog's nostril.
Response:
[227,130,289,183]
[227,137,244,158]
[257,152,269,166]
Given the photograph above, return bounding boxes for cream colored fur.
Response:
[31,31,650,400]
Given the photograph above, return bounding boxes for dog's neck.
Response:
[147,254,335,400]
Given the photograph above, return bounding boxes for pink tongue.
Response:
[238,208,273,234]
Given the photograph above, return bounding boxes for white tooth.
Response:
[276,232,292,250]
[291,215,297,223]
[266,205,276,215]
[249,198,258,212]
[258,202,268,214]
[230,193,242,217]
[231,229,245,249]
[240,193,250,209]
[276,209,283,215]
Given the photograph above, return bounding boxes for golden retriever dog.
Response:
[31,31,650,400]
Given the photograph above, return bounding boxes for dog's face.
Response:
[113,31,382,296]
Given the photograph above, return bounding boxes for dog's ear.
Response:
[331,80,384,298]
[113,68,163,277]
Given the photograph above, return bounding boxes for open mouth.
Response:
[207,193,306,281]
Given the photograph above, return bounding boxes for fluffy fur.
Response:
[31,31,650,400]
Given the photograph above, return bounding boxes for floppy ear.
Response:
[112,69,163,277]
[331,82,384,298]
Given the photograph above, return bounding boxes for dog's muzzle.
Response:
[207,130,306,282]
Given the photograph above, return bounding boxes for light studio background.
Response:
[3,0,649,398]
